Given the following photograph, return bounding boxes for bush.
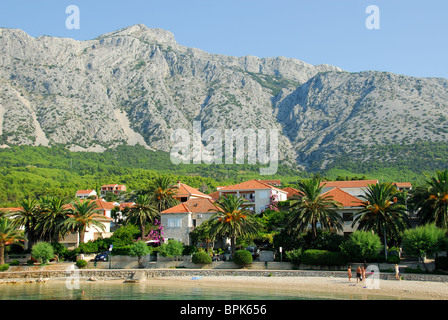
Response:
[158,240,184,261]
[9,260,20,266]
[111,246,133,256]
[129,241,151,257]
[340,231,382,263]
[285,249,302,266]
[301,249,347,266]
[386,255,401,264]
[0,264,10,272]
[402,224,445,261]
[234,250,253,267]
[75,259,88,269]
[435,256,448,270]
[31,242,54,264]
[192,252,212,264]
[26,259,35,266]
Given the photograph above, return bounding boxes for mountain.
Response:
[0,24,447,173]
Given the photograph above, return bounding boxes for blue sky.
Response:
[0,0,447,78]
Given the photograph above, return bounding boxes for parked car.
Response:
[94,251,110,261]
[245,245,260,258]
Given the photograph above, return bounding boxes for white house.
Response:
[217,179,288,214]
[160,198,221,245]
[75,189,97,199]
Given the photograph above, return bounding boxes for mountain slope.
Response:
[0,24,447,173]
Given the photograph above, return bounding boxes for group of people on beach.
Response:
[348,264,401,283]
[348,266,366,283]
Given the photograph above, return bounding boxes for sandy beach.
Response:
[145,275,448,300]
[2,274,448,300]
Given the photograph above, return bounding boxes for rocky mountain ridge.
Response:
[0,24,447,171]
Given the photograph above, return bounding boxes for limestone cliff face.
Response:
[0,24,447,170]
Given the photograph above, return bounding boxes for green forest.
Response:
[0,143,446,207]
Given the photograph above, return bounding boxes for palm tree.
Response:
[352,183,409,258]
[0,217,27,265]
[12,198,39,250]
[209,195,261,257]
[286,178,343,240]
[64,199,106,244]
[128,194,159,239]
[36,196,70,243]
[414,169,448,228]
[147,176,179,212]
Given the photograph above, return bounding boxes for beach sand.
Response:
[144,275,448,300]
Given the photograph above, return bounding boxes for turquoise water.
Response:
[0,281,399,300]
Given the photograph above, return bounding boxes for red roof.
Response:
[0,207,23,213]
[321,188,363,207]
[282,187,303,199]
[208,191,220,201]
[161,198,221,214]
[218,179,287,193]
[320,180,378,189]
[393,182,412,188]
[174,182,211,199]
[76,190,96,195]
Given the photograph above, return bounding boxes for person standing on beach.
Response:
[348,266,352,282]
[361,266,366,282]
[356,266,362,283]
[395,264,400,280]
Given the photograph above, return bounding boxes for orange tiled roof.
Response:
[174,182,212,199]
[218,179,287,193]
[282,187,303,198]
[208,191,220,201]
[76,190,96,195]
[0,207,23,213]
[161,198,221,214]
[321,188,363,207]
[320,180,378,189]
[393,182,412,188]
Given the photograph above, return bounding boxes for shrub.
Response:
[9,260,20,266]
[31,242,54,264]
[285,249,302,266]
[386,255,401,264]
[75,259,87,269]
[340,231,382,263]
[192,252,212,264]
[234,250,253,267]
[0,264,10,272]
[26,259,35,266]
[435,256,448,270]
[301,249,347,266]
[402,224,445,261]
[111,246,133,256]
[158,240,184,261]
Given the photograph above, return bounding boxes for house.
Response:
[392,182,412,192]
[75,189,97,199]
[160,198,221,245]
[0,204,113,250]
[173,181,212,203]
[320,187,364,237]
[60,199,115,249]
[320,180,379,198]
[100,184,126,196]
[217,179,288,214]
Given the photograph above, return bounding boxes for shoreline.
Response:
[2,274,448,300]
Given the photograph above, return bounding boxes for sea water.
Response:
[0,281,400,300]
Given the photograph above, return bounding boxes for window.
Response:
[167,218,182,228]
[343,212,353,222]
